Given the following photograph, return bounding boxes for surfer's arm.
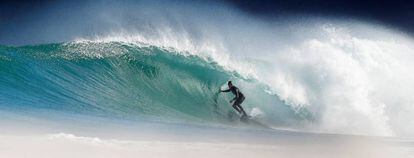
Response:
[220,89,230,92]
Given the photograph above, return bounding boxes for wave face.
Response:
[0,42,304,127]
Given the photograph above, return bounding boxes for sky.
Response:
[227,0,414,32]
[0,0,413,45]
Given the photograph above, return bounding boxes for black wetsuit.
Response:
[222,86,247,116]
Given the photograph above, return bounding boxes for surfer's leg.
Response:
[236,97,247,116]
[237,104,247,116]
[233,101,244,116]
[232,104,242,113]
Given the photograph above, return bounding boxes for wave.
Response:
[0,42,305,128]
[2,19,414,137]
[67,23,414,137]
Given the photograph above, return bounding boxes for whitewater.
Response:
[1,0,414,157]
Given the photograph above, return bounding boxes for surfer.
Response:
[220,81,248,118]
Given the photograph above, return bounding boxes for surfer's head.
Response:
[227,81,233,87]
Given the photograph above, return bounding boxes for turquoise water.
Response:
[0,42,306,127]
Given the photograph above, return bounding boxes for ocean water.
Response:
[2,1,414,157]
[0,42,304,127]
[1,39,414,158]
